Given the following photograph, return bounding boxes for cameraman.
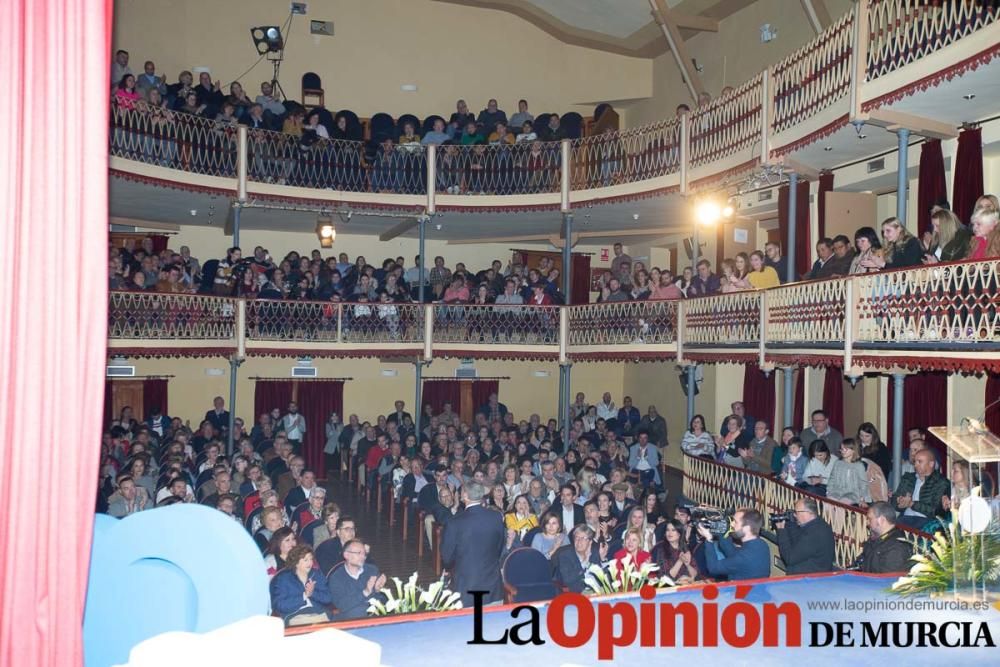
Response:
[775,498,835,574]
[697,508,770,580]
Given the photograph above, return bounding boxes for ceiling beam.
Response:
[862,109,960,140]
[108,217,180,232]
[445,226,690,245]
[799,0,832,36]
[378,217,420,242]
[649,0,705,101]
[672,13,719,33]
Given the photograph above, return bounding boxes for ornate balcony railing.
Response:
[107,259,1000,371]
[866,0,1000,80]
[108,291,237,339]
[566,300,677,346]
[683,291,762,347]
[569,118,680,189]
[689,74,763,168]
[431,304,559,345]
[771,7,855,134]
[682,453,929,569]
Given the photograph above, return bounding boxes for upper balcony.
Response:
[110,1,1000,223]
[108,256,1000,375]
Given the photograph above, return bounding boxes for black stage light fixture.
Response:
[251,26,284,54]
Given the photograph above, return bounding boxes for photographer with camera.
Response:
[697,507,770,581]
[858,501,913,573]
[774,498,835,574]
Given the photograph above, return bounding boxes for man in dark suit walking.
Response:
[440,482,506,607]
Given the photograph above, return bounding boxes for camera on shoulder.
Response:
[769,509,795,530]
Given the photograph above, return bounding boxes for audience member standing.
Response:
[440,482,506,606]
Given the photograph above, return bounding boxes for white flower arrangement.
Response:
[585,554,675,595]
[366,572,463,616]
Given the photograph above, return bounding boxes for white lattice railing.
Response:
[569,117,681,189]
[766,278,848,344]
[683,291,762,346]
[431,304,559,345]
[770,7,855,134]
[866,0,1000,80]
[683,453,929,570]
[566,300,678,346]
[854,259,1000,344]
[245,300,425,344]
[689,73,763,168]
[108,291,237,339]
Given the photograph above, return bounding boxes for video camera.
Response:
[684,504,731,538]
[769,509,795,530]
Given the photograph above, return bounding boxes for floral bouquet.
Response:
[367,572,463,616]
[585,554,675,595]
[891,523,1000,597]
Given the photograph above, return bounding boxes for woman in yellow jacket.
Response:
[504,494,539,539]
[747,250,781,289]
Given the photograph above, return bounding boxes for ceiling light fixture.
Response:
[963,93,976,100]
[315,217,335,247]
[823,146,833,151]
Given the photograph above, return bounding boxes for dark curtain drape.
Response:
[952,128,983,224]
[141,379,169,420]
[986,373,1000,434]
[742,364,775,429]
[471,380,500,414]
[104,380,113,428]
[917,139,947,235]
[886,372,948,465]
[715,219,725,271]
[253,380,295,427]
[777,179,811,280]
[570,254,591,304]
[817,171,834,240]
[793,369,804,431]
[822,368,844,434]
[297,380,344,480]
[149,235,169,253]
[421,380,463,415]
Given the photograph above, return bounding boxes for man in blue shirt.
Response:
[698,508,771,581]
[688,260,721,296]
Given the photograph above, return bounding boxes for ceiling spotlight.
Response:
[858,134,867,140]
[435,224,443,231]
[721,204,735,219]
[315,217,335,248]
[963,93,976,100]
[696,201,721,225]
[251,25,284,54]
[823,146,833,151]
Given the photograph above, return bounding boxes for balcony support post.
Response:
[559,139,573,432]
[891,372,905,488]
[415,148,435,440]
[786,171,798,283]
[783,367,795,429]
[686,365,696,425]
[226,355,243,459]
[234,125,248,247]
[895,128,910,224]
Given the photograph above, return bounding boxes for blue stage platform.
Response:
[320,573,999,667]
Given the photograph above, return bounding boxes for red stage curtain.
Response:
[471,380,501,414]
[886,372,948,464]
[149,235,169,253]
[952,128,983,224]
[253,380,295,425]
[142,379,169,420]
[421,380,463,415]
[0,0,111,662]
[986,373,1000,434]
[297,381,344,480]
[917,139,947,235]
[822,368,844,434]
[742,364,775,429]
[778,179,812,279]
[817,171,835,240]
[570,254,591,305]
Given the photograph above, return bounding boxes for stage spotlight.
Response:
[316,218,335,248]
[251,26,284,54]
[721,204,735,219]
[696,201,721,225]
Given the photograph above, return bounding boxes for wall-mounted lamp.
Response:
[316,217,335,248]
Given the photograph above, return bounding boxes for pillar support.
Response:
[895,128,910,223]
[891,372,905,488]
[786,171,798,283]
[783,367,795,428]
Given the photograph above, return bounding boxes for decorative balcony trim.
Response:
[105,346,236,359]
[769,113,850,158]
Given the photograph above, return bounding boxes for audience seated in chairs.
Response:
[270,544,334,626]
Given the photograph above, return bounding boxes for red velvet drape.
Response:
[817,172,835,240]
[986,373,1000,434]
[917,139,948,235]
[142,379,169,419]
[715,219,725,272]
[822,368,844,434]
[742,364,775,429]
[0,0,111,662]
[253,380,295,425]
[570,254,591,305]
[104,380,114,427]
[952,128,983,224]
[777,179,811,279]
[297,380,344,480]
[421,380,463,415]
[471,380,501,414]
[794,369,805,431]
[886,372,948,464]
[149,234,169,253]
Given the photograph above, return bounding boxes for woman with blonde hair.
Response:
[859,217,922,271]
[965,208,1000,261]
[922,209,970,264]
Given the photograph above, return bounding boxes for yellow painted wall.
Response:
[112,0,651,121]
[122,355,625,426]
